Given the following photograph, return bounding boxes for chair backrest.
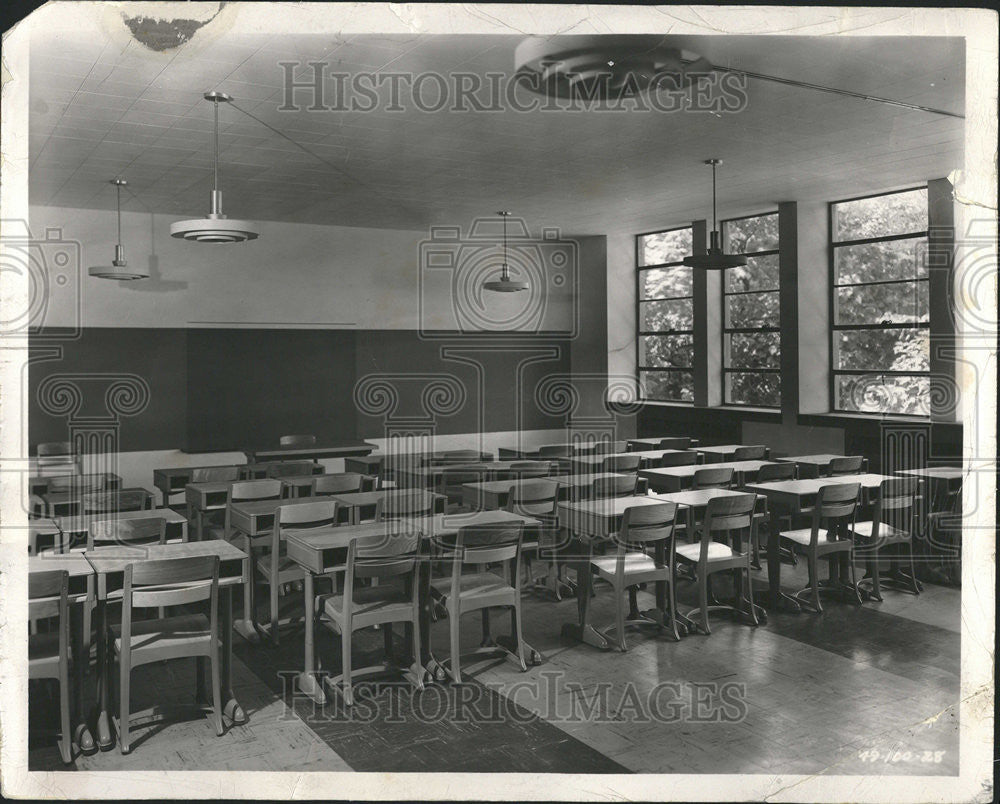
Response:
[81,488,154,514]
[277,500,339,534]
[756,462,797,482]
[428,450,481,465]
[506,479,559,519]
[828,456,864,476]
[266,460,317,478]
[122,556,219,641]
[279,434,316,448]
[692,467,735,490]
[48,473,105,494]
[702,493,757,534]
[657,451,698,468]
[592,474,638,499]
[452,522,523,565]
[510,461,554,478]
[88,516,167,550]
[38,441,73,457]
[657,437,691,450]
[733,445,768,461]
[29,569,69,622]
[312,473,365,495]
[592,440,627,455]
[538,444,572,458]
[229,479,283,503]
[375,490,437,520]
[603,455,640,473]
[350,529,421,581]
[620,502,678,547]
[814,483,861,521]
[874,477,918,528]
[191,465,240,483]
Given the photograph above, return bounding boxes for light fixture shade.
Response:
[483,274,529,292]
[682,232,747,270]
[88,261,149,280]
[169,213,259,243]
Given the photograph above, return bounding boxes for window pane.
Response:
[835,373,930,416]
[835,280,928,325]
[727,331,780,369]
[640,370,694,402]
[723,213,779,254]
[638,228,693,266]
[640,299,693,332]
[834,237,927,284]
[639,266,692,300]
[727,290,779,329]
[640,334,693,368]
[726,372,780,407]
[834,188,928,241]
[726,253,779,292]
[836,328,930,372]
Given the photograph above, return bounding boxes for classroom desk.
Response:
[29,473,121,496]
[775,453,854,478]
[185,481,237,541]
[285,510,541,702]
[744,474,891,611]
[280,472,377,498]
[28,552,96,756]
[330,489,447,522]
[56,508,188,548]
[153,465,243,506]
[626,438,700,451]
[245,441,377,463]
[84,540,249,749]
[343,452,495,480]
[557,495,680,650]
[462,473,643,509]
[639,460,775,493]
[896,467,964,482]
[498,443,599,460]
[568,449,688,473]
[34,486,153,518]
[28,518,65,554]
[394,461,523,489]
[696,445,762,463]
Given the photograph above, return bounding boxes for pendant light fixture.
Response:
[170,91,259,243]
[88,178,149,280]
[682,159,747,271]
[483,211,529,292]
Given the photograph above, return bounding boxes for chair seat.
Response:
[590,551,665,583]
[676,541,736,562]
[324,585,411,621]
[780,528,851,550]
[430,571,512,600]
[111,614,213,657]
[851,521,910,543]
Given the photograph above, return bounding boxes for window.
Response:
[636,227,694,402]
[830,187,930,415]
[722,212,780,407]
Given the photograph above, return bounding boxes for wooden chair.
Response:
[828,456,865,476]
[81,488,154,514]
[778,483,863,612]
[320,529,423,705]
[505,480,568,599]
[657,451,699,468]
[757,462,797,482]
[88,517,167,550]
[510,461,555,479]
[592,440,627,455]
[591,474,638,499]
[675,493,760,635]
[109,555,223,754]
[691,467,735,490]
[29,570,73,764]
[48,474,105,494]
[279,434,317,448]
[312,473,366,500]
[733,445,769,461]
[374,489,437,521]
[602,454,640,473]
[589,502,681,651]
[435,465,486,511]
[191,466,240,483]
[225,480,283,542]
[657,437,691,450]
[266,460,318,479]
[926,483,962,586]
[851,478,922,599]
[430,522,527,684]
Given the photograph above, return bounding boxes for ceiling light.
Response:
[683,159,748,271]
[170,91,259,243]
[483,211,528,292]
[88,178,149,280]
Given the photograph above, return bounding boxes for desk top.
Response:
[462,477,563,495]
[330,489,445,508]
[559,495,666,519]
[571,449,685,467]
[653,488,754,507]
[396,461,521,477]
[407,510,540,536]
[696,444,750,455]
[776,454,845,465]
[897,467,964,480]
[639,460,773,480]
[247,442,377,462]
[29,551,93,579]
[627,437,700,450]
[746,474,892,496]
[57,507,187,534]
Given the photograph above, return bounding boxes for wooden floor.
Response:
[29,558,960,775]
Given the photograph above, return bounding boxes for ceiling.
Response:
[28,24,965,236]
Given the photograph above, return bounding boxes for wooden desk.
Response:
[569,449,687,473]
[29,552,96,754]
[185,481,236,541]
[461,478,556,510]
[29,473,121,496]
[776,453,848,478]
[627,437,700,451]
[897,467,964,481]
[696,445,757,463]
[28,518,65,554]
[56,508,188,548]
[640,460,774,493]
[245,441,377,463]
[343,455,384,476]
[34,485,150,518]
[280,472,376,498]
[84,540,249,749]
[330,489,446,522]
[551,472,639,501]
[153,465,243,505]
[394,461,523,489]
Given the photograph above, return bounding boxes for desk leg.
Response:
[70,600,95,754]
[419,555,445,683]
[233,533,260,643]
[761,508,801,613]
[94,599,113,749]
[296,572,326,704]
[560,538,610,650]
[221,586,246,725]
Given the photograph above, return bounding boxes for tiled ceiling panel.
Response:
[29,30,964,235]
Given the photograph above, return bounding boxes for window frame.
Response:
[827,186,930,417]
[635,225,695,404]
[720,210,781,408]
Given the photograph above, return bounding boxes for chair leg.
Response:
[906,543,923,594]
[868,546,884,602]
[449,603,462,684]
[697,569,711,635]
[409,613,424,692]
[614,585,628,652]
[118,660,131,754]
[743,560,759,626]
[209,650,224,737]
[195,656,206,702]
[383,623,394,663]
[58,653,72,764]
[341,629,354,706]
[511,601,528,671]
[807,552,823,613]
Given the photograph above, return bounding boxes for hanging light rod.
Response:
[170,91,259,243]
[683,159,747,271]
[484,211,529,292]
[88,178,149,280]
